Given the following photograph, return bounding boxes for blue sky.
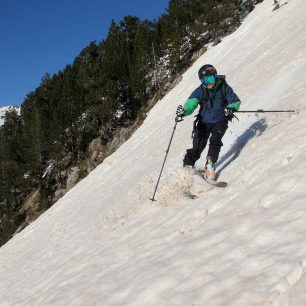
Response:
[0,0,169,107]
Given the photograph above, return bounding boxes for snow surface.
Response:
[1,0,306,305]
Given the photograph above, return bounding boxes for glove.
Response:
[225,107,234,117]
[225,107,238,122]
[176,105,185,118]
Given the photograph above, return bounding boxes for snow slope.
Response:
[1,0,306,305]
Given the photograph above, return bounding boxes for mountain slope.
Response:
[0,0,306,305]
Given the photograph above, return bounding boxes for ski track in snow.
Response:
[1,0,306,305]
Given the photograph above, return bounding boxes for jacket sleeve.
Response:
[183,87,201,116]
[183,98,200,116]
[225,84,241,111]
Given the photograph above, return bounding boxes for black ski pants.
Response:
[183,120,228,167]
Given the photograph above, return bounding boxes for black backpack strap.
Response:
[216,75,227,105]
[191,85,208,138]
[199,84,208,114]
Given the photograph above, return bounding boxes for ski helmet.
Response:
[198,64,217,80]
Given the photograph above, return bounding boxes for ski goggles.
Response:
[201,74,216,85]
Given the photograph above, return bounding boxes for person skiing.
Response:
[176,64,241,181]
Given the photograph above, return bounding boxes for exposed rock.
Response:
[66,167,79,191]
[164,74,183,93]
[272,2,280,11]
[15,189,41,234]
[54,189,67,202]
[212,37,222,46]
[61,154,73,168]
[191,47,207,62]
[19,189,40,216]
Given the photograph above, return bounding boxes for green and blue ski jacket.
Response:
[183,78,241,123]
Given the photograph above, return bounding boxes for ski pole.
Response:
[235,109,295,113]
[150,116,182,203]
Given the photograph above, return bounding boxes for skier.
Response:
[176,64,241,181]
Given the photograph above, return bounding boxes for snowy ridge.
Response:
[1,0,306,305]
[0,105,20,126]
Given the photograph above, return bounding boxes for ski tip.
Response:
[204,178,228,187]
[216,182,228,188]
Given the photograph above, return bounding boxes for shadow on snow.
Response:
[217,118,268,176]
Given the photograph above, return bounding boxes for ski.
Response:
[196,169,228,188]
[203,177,227,188]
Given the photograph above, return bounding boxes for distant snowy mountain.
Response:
[0,105,20,126]
[0,0,306,305]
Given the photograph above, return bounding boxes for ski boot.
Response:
[204,158,216,181]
